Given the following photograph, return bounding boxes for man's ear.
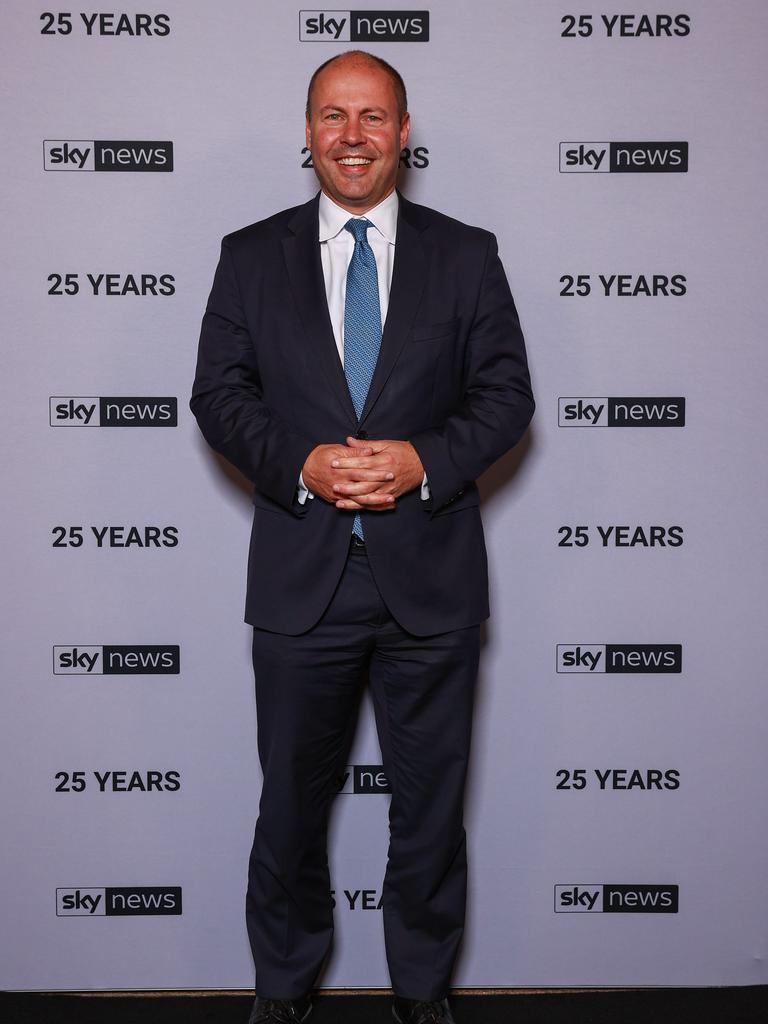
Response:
[399,112,411,151]
[305,117,312,151]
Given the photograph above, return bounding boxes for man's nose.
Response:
[341,119,366,146]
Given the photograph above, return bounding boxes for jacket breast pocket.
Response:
[410,318,459,343]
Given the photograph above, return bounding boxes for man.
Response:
[191,51,533,1024]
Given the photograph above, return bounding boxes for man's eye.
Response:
[326,113,342,121]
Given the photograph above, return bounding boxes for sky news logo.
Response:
[558,397,685,427]
[555,884,678,913]
[56,886,182,916]
[44,140,173,171]
[300,9,428,40]
[338,764,391,794]
[54,645,180,675]
[559,141,688,173]
[557,644,682,674]
[50,397,177,427]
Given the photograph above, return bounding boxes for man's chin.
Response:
[327,184,378,211]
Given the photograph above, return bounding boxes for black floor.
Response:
[1,988,766,1024]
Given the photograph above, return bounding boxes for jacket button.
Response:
[356,429,368,439]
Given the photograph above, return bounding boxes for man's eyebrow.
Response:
[318,105,387,114]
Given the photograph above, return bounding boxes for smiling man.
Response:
[191,51,534,1024]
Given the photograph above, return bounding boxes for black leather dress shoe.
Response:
[392,996,455,1024]
[248,995,312,1023]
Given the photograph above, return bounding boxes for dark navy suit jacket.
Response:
[191,192,534,636]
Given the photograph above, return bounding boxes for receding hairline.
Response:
[305,50,408,120]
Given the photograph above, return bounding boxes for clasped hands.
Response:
[302,436,424,511]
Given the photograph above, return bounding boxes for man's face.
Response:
[306,60,410,213]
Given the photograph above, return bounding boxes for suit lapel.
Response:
[282,195,357,425]
[360,193,429,424]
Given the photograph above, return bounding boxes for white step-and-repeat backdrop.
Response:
[2,0,767,992]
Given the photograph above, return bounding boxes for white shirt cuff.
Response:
[297,472,314,504]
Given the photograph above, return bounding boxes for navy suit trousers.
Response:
[246,541,480,1000]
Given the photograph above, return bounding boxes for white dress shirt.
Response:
[297,189,429,503]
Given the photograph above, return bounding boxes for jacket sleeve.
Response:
[190,240,315,510]
[409,233,534,513]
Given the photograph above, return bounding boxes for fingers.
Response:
[333,480,394,497]
[331,455,392,469]
[333,468,394,484]
[336,492,396,510]
[334,445,373,460]
[347,435,392,454]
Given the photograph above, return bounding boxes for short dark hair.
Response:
[305,50,408,120]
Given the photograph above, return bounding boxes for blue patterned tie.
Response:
[343,218,382,539]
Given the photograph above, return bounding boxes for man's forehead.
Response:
[313,63,396,97]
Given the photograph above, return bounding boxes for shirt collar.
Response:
[318,189,399,244]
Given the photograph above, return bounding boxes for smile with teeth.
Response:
[337,157,373,165]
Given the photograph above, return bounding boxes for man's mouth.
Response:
[336,157,373,166]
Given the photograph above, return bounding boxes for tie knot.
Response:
[344,217,372,244]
